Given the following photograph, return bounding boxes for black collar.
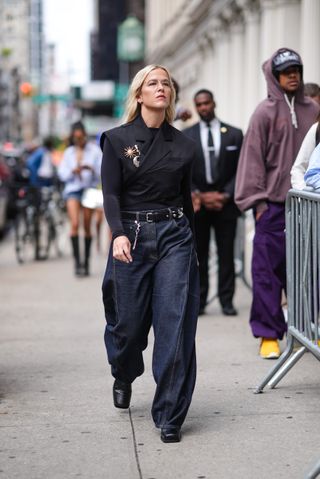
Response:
[129,114,173,142]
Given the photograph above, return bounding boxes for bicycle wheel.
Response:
[36,213,50,260]
[47,201,66,258]
[14,211,35,264]
[52,209,66,258]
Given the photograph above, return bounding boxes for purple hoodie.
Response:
[235,48,319,212]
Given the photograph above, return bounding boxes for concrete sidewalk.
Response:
[0,232,319,479]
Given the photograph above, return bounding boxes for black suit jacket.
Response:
[183,121,243,218]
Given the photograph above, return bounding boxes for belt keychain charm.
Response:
[132,220,141,250]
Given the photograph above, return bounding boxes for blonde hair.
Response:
[123,64,176,124]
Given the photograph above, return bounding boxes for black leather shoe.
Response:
[222,304,238,316]
[160,426,181,443]
[113,379,132,409]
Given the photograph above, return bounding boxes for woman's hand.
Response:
[113,235,133,263]
[191,191,201,213]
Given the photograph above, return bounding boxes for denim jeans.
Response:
[102,214,200,428]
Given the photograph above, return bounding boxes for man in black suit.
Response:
[184,89,243,316]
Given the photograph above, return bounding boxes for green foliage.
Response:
[1,48,12,58]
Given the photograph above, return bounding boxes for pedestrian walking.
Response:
[235,48,319,359]
[304,82,320,106]
[25,137,57,260]
[26,137,55,188]
[291,83,320,190]
[58,121,102,277]
[184,89,243,316]
[100,64,199,443]
[303,140,320,189]
[291,117,320,190]
[172,78,192,123]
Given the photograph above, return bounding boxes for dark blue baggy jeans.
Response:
[250,202,287,340]
[102,214,200,428]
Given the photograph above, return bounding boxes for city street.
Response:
[0,230,319,479]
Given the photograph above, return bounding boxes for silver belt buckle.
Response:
[174,208,183,218]
[146,212,153,223]
[171,208,183,219]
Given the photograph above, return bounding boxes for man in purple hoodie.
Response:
[235,48,319,359]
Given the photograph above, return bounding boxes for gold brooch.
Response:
[124,144,141,167]
[220,126,227,133]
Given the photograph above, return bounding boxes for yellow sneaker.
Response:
[260,338,280,359]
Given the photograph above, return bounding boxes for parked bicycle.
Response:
[39,185,65,259]
[13,184,65,264]
[13,185,39,263]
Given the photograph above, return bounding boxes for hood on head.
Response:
[262,47,305,102]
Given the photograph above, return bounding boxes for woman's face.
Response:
[137,68,171,112]
[73,129,86,148]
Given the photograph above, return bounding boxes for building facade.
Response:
[91,0,127,82]
[146,0,320,130]
[91,0,145,84]
[0,0,44,142]
[0,0,28,142]
[84,0,145,126]
[29,0,44,90]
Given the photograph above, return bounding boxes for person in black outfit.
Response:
[100,65,200,443]
[184,89,243,316]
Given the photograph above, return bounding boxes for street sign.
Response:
[32,94,71,104]
[117,15,144,62]
[114,83,129,118]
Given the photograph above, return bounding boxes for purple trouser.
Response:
[250,202,287,340]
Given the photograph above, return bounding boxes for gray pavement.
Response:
[1,230,320,479]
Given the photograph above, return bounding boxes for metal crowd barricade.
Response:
[255,189,320,394]
[305,459,320,479]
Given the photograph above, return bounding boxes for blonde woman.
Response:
[100,65,199,443]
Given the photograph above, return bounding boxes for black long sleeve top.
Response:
[100,114,196,239]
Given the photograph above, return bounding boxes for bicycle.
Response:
[13,185,41,263]
[13,184,65,264]
[38,185,65,259]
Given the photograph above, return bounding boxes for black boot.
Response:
[113,379,132,409]
[70,236,82,276]
[84,236,92,276]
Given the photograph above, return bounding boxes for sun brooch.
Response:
[124,144,141,167]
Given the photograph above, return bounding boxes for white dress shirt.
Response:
[200,118,221,184]
[58,142,102,197]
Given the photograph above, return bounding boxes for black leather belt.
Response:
[121,207,183,223]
